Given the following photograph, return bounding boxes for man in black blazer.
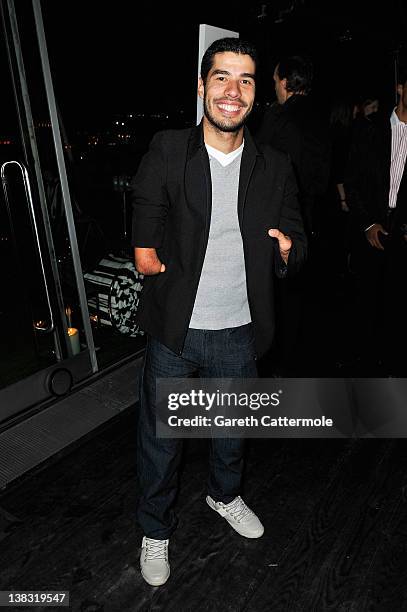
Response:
[346,65,407,374]
[256,56,330,236]
[131,38,306,586]
[256,56,329,375]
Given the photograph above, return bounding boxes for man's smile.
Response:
[215,100,246,115]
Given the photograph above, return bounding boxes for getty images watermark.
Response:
[156,379,342,438]
[156,378,407,438]
[166,388,332,429]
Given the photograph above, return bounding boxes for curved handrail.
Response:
[1,160,54,332]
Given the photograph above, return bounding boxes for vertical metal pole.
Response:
[0,1,28,163]
[32,0,98,373]
[5,0,66,361]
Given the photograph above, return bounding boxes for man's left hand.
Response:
[268,228,292,264]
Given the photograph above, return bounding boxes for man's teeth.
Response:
[218,104,240,112]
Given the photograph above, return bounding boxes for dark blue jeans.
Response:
[137,324,258,539]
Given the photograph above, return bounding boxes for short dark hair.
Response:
[200,38,258,83]
[275,56,313,95]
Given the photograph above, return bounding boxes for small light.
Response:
[34,320,47,330]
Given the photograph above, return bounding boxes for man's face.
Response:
[273,66,287,105]
[363,99,379,117]
[198,51,255,133]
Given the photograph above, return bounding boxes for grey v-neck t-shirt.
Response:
[189,144,251,330]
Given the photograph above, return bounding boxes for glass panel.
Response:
[11,2,90,362]
[0,25,57,389]
[37,3,164,369]
[0,1,94,411]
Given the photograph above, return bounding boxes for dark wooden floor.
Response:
[1,406,407,612]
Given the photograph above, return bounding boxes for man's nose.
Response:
[224,79,241,97]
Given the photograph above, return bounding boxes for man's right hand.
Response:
[134,247,166,275]
[365,224,388,250]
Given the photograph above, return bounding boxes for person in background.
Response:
[358,95,380,120]
[131,38,306,586]
[346,65,407,375]
[256,55,329,375]
[256,55,330,237]
[351,93,382,147]
[326,97,358,276]
[329,97,358,213]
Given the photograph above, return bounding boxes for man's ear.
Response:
[281,77,288,91]
[397,83,403,97]
[198,77,204,99]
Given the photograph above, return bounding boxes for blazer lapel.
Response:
[185,124,261,228]
[184,123,211,219]
[238,128,261,228]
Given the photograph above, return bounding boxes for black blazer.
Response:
[131,124,306,357]
[346,114,407,233]
[256,96,330,233]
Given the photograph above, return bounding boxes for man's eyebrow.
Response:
[211,69,256,80]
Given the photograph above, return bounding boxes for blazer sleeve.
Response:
[131,131,170,248]
[274,155,307,278]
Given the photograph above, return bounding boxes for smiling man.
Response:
[199,51,255,134]
[131,38,306,586]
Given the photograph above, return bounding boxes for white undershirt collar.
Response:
[205,140,244,167]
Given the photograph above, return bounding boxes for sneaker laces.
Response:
[224,496,254,523]
[144,538,168,561]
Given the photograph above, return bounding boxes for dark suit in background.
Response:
[256,95,330,236]
[346,113,407,374]
[256,94,330,373]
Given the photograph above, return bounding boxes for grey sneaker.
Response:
[140,536,170,586]
[206,495,264,538]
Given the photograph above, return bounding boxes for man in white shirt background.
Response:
[346,63,407,375]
